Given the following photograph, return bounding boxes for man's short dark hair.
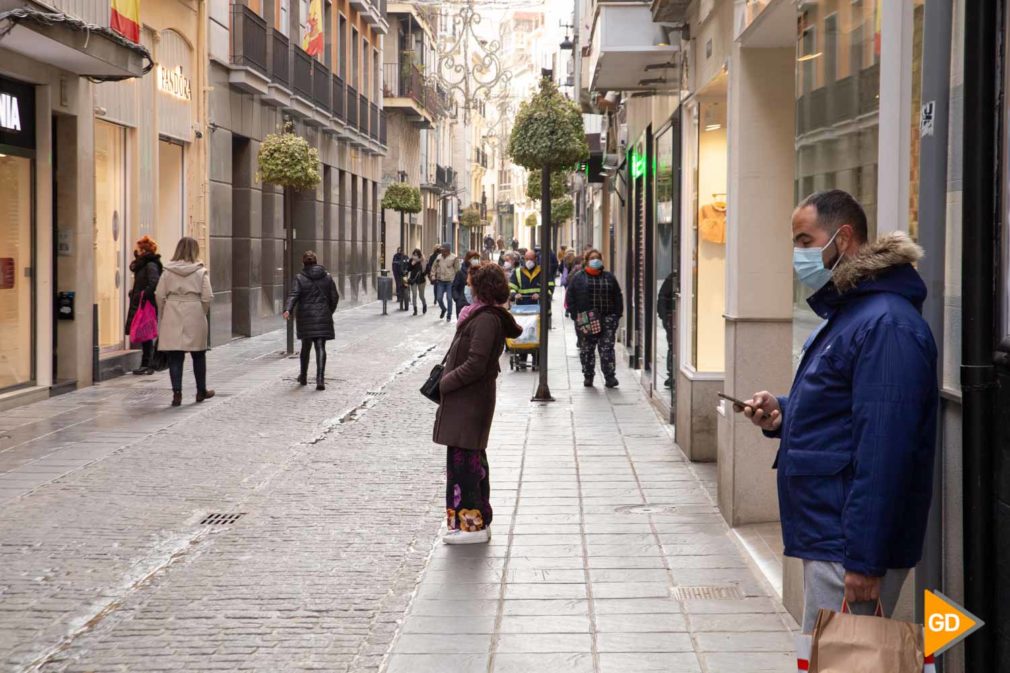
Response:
[800,189,868,242]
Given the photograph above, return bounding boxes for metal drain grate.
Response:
[671,585,744,600]
[200,513,245,526]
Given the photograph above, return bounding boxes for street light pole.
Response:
[533,165,554,402]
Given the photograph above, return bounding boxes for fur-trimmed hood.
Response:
[832,231,924,292]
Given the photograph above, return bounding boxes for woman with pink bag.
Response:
[126,235,163,375]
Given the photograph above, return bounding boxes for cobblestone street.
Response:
[0,299,797,673]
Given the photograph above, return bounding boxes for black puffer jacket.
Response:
[406,258,427,285]
[284,264,340,340]
[451,261,471,309]
[565,269,623,319]
[125,253,163,335]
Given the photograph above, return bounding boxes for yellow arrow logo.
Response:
[924,590,984,656]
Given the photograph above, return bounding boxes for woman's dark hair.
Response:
[585,248,603,261]
[465,249,479,261]
[412,248,422,257]
[468,262,510,305]
[302,250,318,266]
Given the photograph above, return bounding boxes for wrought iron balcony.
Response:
[346,85,359,127]
[271,30,290,88]
[359,94,369,134]
[382,60,440,123]
[370,103,379,140]
[313,60,331,112]
[231,4,268,76]
[379,109,387,145]
[292,46,313,100]
[333,75,345,120]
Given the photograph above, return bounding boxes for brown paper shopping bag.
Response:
[810,600,924,673]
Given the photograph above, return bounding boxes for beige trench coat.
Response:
[155,261,213,351]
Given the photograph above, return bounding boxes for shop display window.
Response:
[654,122,677,404]
[0,152,33,390]
[793,0,882,366]
[687,99,727,373]
[157,140,184,260]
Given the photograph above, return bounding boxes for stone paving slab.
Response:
[384,306,798,673]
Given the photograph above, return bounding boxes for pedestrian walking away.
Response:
[155,237,214,407]
[391,247,410,311]
[406,248,428,315]
[565,248,622,388]
[740,190,938,634]
[126,235,163,375]
[283,250,340,390]
[431,243,460,322]
[452,250,480,319]
[433,262,523,544]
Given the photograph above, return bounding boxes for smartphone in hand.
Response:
[717,392,752,413]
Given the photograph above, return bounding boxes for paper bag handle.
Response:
[840,598,884,617]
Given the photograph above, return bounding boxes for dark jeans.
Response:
[140,340,155,368]
[434,281,453,317]
[168,351,207,393]
[299,338,327,380]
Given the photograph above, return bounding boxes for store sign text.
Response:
[0,93,22,132]
[157,65,192,101]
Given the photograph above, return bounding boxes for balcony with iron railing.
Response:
[346,85,359,127]
[292,46,313,100]
[382,60,439,125]
[231,4,268,77]
[333,75,346,120]
[272,30,290,88]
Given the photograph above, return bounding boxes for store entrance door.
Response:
[94,120,128,351]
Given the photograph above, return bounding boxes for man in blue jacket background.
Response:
[743,189,938,634]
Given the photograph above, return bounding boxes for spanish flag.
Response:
[111,0,140,43]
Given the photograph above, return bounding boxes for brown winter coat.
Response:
[155,261,214,351]
[433,306,522,450]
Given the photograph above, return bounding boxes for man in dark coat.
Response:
[284,251,340,390]
[743,190,938,634]
[451,251,480,319]
[424,245,441,307]
[391,247,410,311]
[657,272,676,388]
[126,236,163,375]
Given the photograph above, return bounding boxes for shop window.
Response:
[0,153,33,390]
[793,0,882,367]
[156,139,184,261]
[94,120,129,351]
[687,99,727,373]
[654,122,678,405]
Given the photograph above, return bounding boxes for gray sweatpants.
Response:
[801,560,909,633]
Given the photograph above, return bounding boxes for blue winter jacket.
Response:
[769,232,938,577]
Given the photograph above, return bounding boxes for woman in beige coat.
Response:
[155,237,214,407]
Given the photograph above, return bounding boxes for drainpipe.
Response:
[960,0,998,668]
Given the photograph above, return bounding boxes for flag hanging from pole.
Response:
[111,0,140,43]
[301,0,324,57]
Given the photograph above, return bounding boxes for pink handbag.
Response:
[129,292,158,345]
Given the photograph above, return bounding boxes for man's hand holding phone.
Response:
[742,391,782,432]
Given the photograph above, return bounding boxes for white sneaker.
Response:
[442,528,490,545]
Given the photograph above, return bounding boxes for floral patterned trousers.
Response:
[446,447,492,532]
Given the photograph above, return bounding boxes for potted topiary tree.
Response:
[381,182,422,264]
[508,74,589,400]
[257,122,321,354]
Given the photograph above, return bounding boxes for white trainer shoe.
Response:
[442,528,490,545]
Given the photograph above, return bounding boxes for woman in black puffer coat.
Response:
[283,251,340,390]
[126,235,163,375]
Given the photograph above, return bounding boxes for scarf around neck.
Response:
[457,299,488,326]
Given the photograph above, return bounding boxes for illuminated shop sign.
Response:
[0,93,21,132]
[0,76,35,149]
[157,65,192,101]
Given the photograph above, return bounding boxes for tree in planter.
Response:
[508,75,589,400]
[550,196,574,226]
[460,207,482,228]
[257,122,321,354]
[524,212,539,247]
[381,182,422,265]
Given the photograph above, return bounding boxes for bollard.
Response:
[377,269,393,316]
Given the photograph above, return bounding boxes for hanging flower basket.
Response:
[508,77,589,171]
[256,123,321,191]
[381,182,422,214]
[461,207,482,228]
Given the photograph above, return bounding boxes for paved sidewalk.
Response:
[384,312,798,673]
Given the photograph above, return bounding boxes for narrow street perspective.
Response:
[1,0,1003,670]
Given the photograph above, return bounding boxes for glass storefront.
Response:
[95,120,128,350]
[793,0,882,365]
[157,138,184,258]
[688,98,727,373]
[0,152,33,390]
[654,120,678,406]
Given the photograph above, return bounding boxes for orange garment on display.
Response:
[699,201,727,245]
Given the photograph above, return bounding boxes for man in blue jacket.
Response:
[744,189,938,634]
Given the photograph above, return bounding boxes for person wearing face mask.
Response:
[740,189,938,635]
[564,249,623,388]
[431,243,460,322]
[452,250,481,320]
[508,250,554,306]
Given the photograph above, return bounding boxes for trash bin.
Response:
[377,275,393,301]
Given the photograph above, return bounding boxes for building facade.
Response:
[210,0,387,344]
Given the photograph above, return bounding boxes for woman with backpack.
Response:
[283,250,340,390]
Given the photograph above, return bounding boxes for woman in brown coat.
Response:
[433,262,522,544]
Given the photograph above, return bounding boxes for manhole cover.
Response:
[614,504,677,515]
[200,513,245,526]
[671,585,743,600]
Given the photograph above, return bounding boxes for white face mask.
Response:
[525,260,536,270]
[503,262,513,271]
